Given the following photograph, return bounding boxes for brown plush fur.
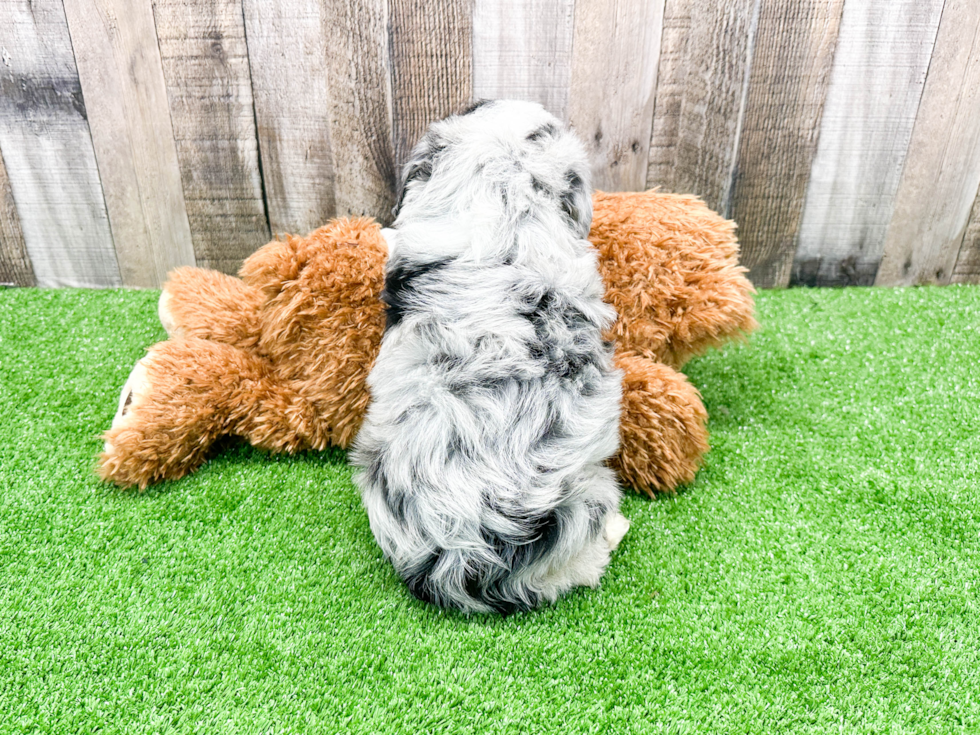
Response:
[99,191,755,494]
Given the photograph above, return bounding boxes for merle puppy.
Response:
[351,100,628,614]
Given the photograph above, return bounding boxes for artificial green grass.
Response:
[1,284,978,734]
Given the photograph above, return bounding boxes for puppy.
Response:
[351,100,629,614]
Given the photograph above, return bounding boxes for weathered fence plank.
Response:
[646,0,757,213]
[390,0,473,171]
[241,0,335,237]
[0,146,35,287]
[728,0,844,288]
[569,0,665,191]
[876,0,980,287]
[953,186,980,284]
[645,2,691,194]
[792,0,944,287]
[471,0,575,119]
[63,0,195,288]
[152,0,270,274]
[0,0,120,287]
[321,0,396,222]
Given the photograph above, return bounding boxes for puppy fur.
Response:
[351,100,628,614]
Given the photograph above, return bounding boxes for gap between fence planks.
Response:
[953,186,980,284]
[0,0,120,288]
[792,0,944,287]
[241,0,336,237]
[390,0,473,174]
[471,0,575,120]
[152,0,270,275]
[0,145,34,287]
[569,0,665,192]
[646,0,756,214]
[63,0,195,288]
[728,0,845,289]
[876,0,980,287]
[320,0,396,223]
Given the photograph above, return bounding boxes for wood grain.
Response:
[322,0,396,222]
[0,0,120,287]
[646,0,757,213]
[569,0,666,191]
[0,145,35,287]
[792,0,944,287]
[152,0,270,274]
[63,0,195,288]
[241,0,336,237]
[952,185,980,284]
[471,0,575,119]
[728,0,845,289]
[390,0,473,171]
[875,0,980,287]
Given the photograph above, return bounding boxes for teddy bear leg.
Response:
[611,353,709,495]
[100,339,238,488]
[98,338,320,489]
[159,266,264,348]
[659,266,759,369]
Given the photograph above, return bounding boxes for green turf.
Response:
[1,285,978,734]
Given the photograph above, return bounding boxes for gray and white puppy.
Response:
[351,99,629,614]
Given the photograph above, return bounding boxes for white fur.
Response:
[351,100,627,614]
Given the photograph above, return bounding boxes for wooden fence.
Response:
[1,0,979,289]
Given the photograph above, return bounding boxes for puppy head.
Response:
[393,100,593,239]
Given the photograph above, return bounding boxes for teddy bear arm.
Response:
[98,338,324,489]
[159,266,264,350]
[611,352,709,495]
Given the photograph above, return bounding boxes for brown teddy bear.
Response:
[99,190,756,494]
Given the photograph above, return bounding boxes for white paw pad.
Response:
[604,513,630,551]
[112,358,149,430]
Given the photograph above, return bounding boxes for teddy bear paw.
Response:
[104,358,150,455]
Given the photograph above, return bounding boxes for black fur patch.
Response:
[393,159,432,217]
[459,99,494,116]
[523,290,602,379]
[381,257,455,330]
[366,450,406,523]
[560,171,585,227]
[446,427,474,462]
[393,142,446,218]
[492,509,564,574]
[403,549,442,605]
[585,499,606,537]
[461,507,566,614]
[379,476,406,523]
[539,413,567,444]
[526,123,558,142]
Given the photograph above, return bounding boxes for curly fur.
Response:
[98,218,387,488]
[99,189,755,494]
[349,101,627,614]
